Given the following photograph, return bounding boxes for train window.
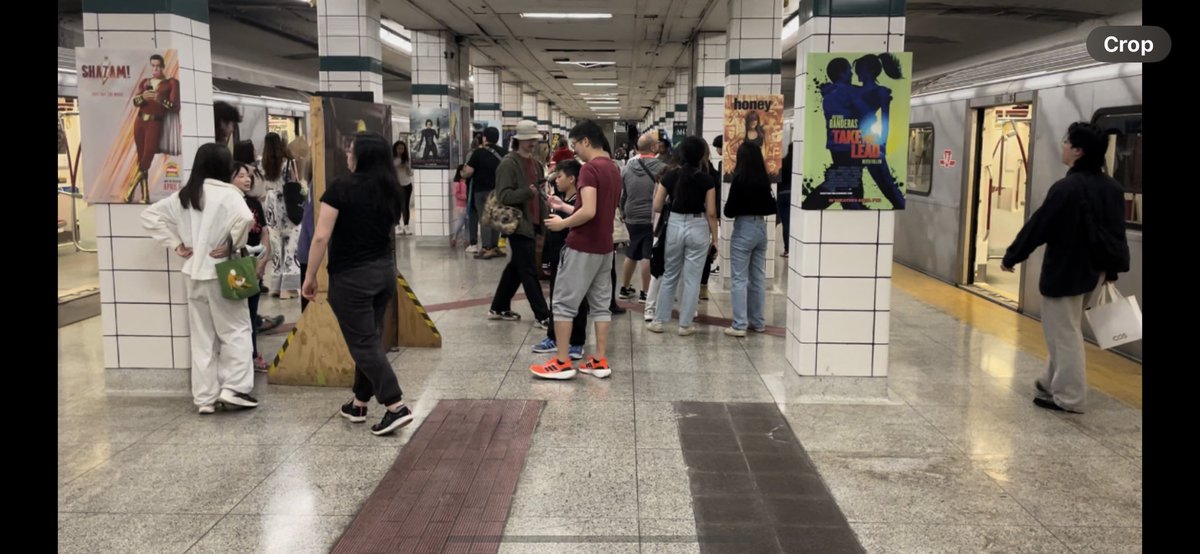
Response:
[907,125,934,196]
[1091,106,1142,228]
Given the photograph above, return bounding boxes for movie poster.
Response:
[410,106,450,169]
[321,96,393,185]
[77,48,184,204]
[800,52,912,210]
[722,94,785,183]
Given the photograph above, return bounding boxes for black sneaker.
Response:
[218,390,259,408]
[488,310,521,321]
[618,286,637,300]
[372,405,414,436]
[340,400,367,423]
[638,291,647,303]
[610,304,627,315]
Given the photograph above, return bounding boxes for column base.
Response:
[105,369,191,396]
[787,375,895,404]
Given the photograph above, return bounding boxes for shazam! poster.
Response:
[801,52,912,210]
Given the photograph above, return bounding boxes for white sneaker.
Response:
[678,326,697,336]
[724,327,747,337]
[645,321,665,333]
[198,404,215,415]
[466,244,481,253]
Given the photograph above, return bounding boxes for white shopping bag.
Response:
[1084,282,1143,350]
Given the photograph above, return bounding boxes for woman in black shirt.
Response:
[647,136,717,335]
[302,133,413,437]
[723,142,777,336]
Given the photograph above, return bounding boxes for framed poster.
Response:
[410,106,451,169]
[800,52,912,210]
[321,95,393,184]
[722,94,785,182]
[77,48,183,204]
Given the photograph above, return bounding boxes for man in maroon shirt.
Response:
[531,120,622,380]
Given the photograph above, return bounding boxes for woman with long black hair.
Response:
[723,142,776,336]
[302,133,413,436]
[142,143,258,413]
[646,136,718,335]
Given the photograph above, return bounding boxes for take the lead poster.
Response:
[801,52,912,210]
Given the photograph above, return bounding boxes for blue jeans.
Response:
[730,216,768,331]
[654,215,710,328]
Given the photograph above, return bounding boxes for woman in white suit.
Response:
[141,143,260,414]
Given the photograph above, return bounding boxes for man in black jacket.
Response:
[1001,122,1129,413]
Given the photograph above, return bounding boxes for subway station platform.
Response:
[58,238,1142,553]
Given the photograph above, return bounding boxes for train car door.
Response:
[964,103,1033,309]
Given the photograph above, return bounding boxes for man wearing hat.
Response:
[487,120,552,327]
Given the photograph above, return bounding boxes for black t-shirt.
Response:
[465,145,508,192]
[321,174,398,274]
[245,196,266,247]
[662,167,716,215]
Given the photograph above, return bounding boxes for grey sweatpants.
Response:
[1037,292,1089,412]
[552,247,614,322]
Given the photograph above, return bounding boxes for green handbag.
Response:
[215,238,260,300]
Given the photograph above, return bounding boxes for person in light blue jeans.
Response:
[724,142,777,335]
[647,137,718,336]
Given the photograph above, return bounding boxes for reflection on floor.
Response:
[58,238,1142,553]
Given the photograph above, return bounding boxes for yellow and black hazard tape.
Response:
[268,324,299,375]
[397,273,442,339]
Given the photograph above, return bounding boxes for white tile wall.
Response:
[171,304,190,336]
[872,345,889,377]
[873,313,890,344]
[118,336,174,368]
[113,271,172,304]
[819,244,879,277]
[817,278,877,311]
[817,311,875,344]
[831,17,890,35]
[829,35,889,52]
[99,13,156,30]
[104,337,119,368]
[875,279,892,311]
[816,344,873,377]
[174,337,191,369]
[112,238,170,271]
[820,211,879,243]
[116,304,172,336]
[99,31,158,49]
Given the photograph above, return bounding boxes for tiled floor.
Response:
[58,237,1142,552]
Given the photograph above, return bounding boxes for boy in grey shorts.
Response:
[531,121,623,380]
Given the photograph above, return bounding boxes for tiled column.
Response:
[785,0,905,399]
[536,95,551,136]
[502,82,524,130]
[664,82,676,144]
[673,68,690,145]
[692,32,726,158]
[522,93,538,126]
[82,0,214,394]
[410,30,463,236]
[720,0,784,290]
[473,66,502,128]
[317,0,383,101]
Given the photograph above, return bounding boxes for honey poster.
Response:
[722,94,785,182]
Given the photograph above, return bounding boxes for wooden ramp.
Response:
[268,96,440,388]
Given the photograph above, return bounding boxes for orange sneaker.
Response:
[530,357,576,380]
[578,356,611,379]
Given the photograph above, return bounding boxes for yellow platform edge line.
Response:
[891,263,1142,410]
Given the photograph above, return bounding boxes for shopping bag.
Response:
[1084,282,1142,350]
[215,249,260,300]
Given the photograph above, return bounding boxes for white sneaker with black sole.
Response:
[372,405,414,436]
[218,390,259,409]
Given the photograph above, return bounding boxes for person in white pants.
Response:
[142,143,260,414]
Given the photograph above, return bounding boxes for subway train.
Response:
[895,41,1143,360]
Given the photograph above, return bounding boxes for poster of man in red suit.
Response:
[127,54,181,203]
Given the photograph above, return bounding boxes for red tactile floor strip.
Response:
[332,399,545,554]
